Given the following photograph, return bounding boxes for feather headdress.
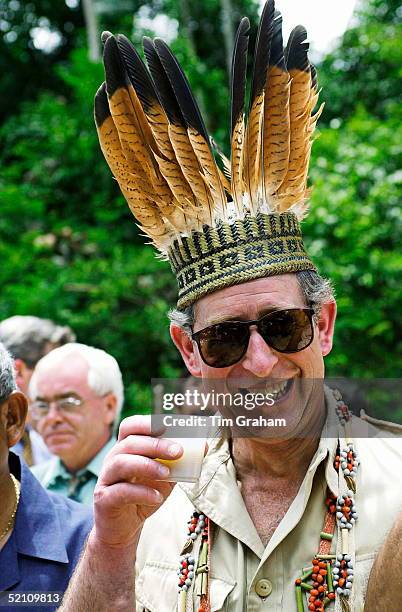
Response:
[94,0,323,308]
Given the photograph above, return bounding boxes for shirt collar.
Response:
[8,452,69,563]
[45,436,116,485]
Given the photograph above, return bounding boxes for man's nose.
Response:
[240,327,279,376]
[43,403,64,425]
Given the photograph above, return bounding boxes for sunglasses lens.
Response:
[197,323,249,368]
[259,309,313,352]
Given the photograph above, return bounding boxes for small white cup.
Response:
[155,437,207,483]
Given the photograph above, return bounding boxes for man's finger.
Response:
[99,453,175,486]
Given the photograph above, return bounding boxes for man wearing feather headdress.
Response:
[60,2,402,611]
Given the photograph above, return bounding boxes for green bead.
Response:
[295,585,304,612]
[300,582,313,591]
[301,568,313,581]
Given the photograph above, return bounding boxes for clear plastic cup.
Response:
[155,437,207,483]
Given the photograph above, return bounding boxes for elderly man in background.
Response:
[0,315,75,466]
[31,342,123,505]
[0,343,92,611]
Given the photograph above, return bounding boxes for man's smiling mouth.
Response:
[238,378,294,404]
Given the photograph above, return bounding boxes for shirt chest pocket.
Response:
[136,562,236,612]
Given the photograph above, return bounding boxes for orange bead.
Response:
[310,589,319,596]
[318,585,325,593]
[309,605,316,611]
[295,578,302,585]
[328,592,336,600]
[319,569,327,576]
[316,575,324,583]
[318,561,326,569]
[338,578,345,587]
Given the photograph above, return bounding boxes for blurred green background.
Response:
[0,0,400,418]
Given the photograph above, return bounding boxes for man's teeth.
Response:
[239,380,290,400]
[265,380,289,399]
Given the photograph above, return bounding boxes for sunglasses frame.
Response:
[191,307,316,368]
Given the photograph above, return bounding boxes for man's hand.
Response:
[93,414,183,548]
[60,415,183,612]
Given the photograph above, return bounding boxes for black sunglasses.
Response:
[191,307,315,368]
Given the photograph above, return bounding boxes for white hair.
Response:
[29,342,124,426]
[0,315,75,367]
[0,343,17,405]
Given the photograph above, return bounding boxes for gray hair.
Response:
[0,343,17,405]
[29,343,124,427]
[168,270,335,331]
[0,316,76,368]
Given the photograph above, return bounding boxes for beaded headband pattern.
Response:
[94,0,323,308]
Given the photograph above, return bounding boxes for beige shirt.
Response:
[135,389,402,612]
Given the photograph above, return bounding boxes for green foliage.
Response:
[319,0,401,124]
[0,47,181,412]
[307,104,402,376]
[0,0,400,422]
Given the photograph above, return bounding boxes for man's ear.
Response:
[14,358,26,389]
[4,391,28,448]
[13,358,34,396]
[103,393,118,427]
[170,324,202,377]
[317,301,337,357]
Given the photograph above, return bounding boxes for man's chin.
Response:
[45,435,76,456]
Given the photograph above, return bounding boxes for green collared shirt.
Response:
[31,437,116,505]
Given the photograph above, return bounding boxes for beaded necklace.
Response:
[176,390,358,612]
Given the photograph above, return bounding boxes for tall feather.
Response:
[230,17,250,215]
[277,25,321,217]
[243,0,275,212]
[153,38,226,219]
[94,83,170,249]
[261,10,290,208]
[143,37,212,226]
[103,35,175,215]
[116,34,198,222]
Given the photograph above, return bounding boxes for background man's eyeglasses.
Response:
[31,396,84,419]
[191,307,315,368]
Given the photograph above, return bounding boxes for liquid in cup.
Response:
[156,437,207,483]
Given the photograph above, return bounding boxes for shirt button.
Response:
[255,578,273,597]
